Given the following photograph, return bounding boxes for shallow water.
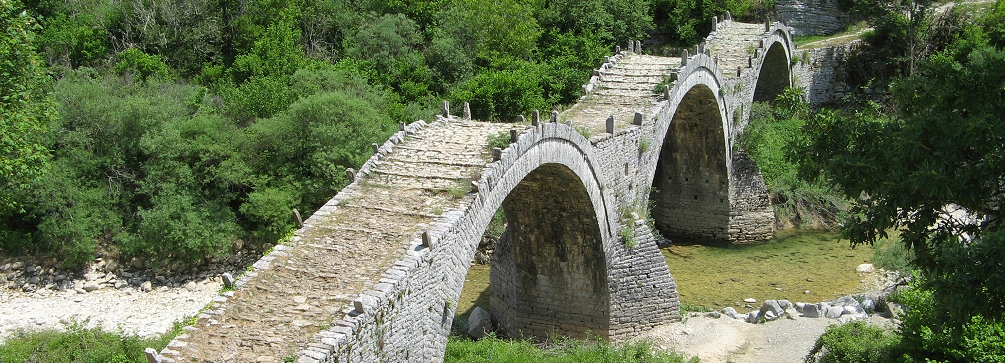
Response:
[455,229,877,319]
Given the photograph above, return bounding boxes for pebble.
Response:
[744,298,757,303]
[0,277,224,344]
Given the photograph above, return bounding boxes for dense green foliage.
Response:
[796,3,1005,362]
[740,88,848,227]
[808,279,1005,363]
[445,335,699,363]
[0,0,54,212]
[806,320,901,363]
[1,0,772,270]
[0,323,177,363]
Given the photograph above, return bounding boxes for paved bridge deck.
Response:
[171,121,515,361]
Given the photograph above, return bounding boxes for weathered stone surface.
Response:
[759,300,784,321]
[82,281,100,292]
[140,281,152,292]
[221,273,234,287]
[856,263,875,273]
[802,303,820,318]
[825,306,844,319]
[722,307,741,319]
[467,306,492,339]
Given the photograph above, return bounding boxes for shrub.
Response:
[806,320,900,363]
[0,323,172,363]
[448,64,549,121]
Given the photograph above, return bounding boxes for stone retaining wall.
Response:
[792,41,862,107]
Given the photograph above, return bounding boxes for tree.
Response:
[0,0,54,212]
[793,14,1005,324]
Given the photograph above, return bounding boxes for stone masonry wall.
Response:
[776,0,855,36]
[792,41,861,107]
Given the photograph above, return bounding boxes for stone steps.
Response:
[168,119,513,362]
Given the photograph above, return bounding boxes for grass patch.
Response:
[574,125,591,139]
[0,321,183,363]
[870,234,912,273]
[445,335,699,363]
[793,35,831,47]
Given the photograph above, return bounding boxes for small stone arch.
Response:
[752,28,794,103]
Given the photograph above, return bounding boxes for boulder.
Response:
[141,281,153,292]
[856,263,875,273]
[758,300,785,320]
[82,281,100,292]
[747,311,760,323]
[860,296,876,313]
[802,303,821,318]
[795,302,806,313]
[825,306,844,319]
[777,300,793,310]
[722,307,741,320]
[467,306,492,339]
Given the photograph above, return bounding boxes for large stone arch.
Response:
[752,28,794,103]
[646,56,734,243]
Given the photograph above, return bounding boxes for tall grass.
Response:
[446,335,700,363]
[0,322,179,363]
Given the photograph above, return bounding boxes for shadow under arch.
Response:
[650,83,731,243]
[490,162,610,339]
[752,39,793,103]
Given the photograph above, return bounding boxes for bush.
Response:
[448,63,550,121]
[805,321,900,363]
[0,323,173,363]
[739,89,849,227]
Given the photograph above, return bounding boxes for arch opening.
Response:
[752,41,792,102]
[489,163,610,339]
[650,85,730,243]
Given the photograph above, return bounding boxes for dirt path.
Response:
[640,312,897,362]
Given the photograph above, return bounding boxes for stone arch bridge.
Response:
[159,18,795,363]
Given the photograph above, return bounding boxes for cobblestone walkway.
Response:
[564,54,680,136]
[168,120,515,362]
[706,22,772,76]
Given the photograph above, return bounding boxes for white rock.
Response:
[743,298,757,303]
[82,281,100,292]
[856,263,875,273]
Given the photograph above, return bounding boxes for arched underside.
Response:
[651,84,731,243]
[491,163,609,339]
[752,41,792,103]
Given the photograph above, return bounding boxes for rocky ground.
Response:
[638,266,905,362]
[0,254,258,344]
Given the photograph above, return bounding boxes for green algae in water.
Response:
[663,229,876,311]
[455,230,880,318]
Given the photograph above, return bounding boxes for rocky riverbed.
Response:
[0,254,257,344]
